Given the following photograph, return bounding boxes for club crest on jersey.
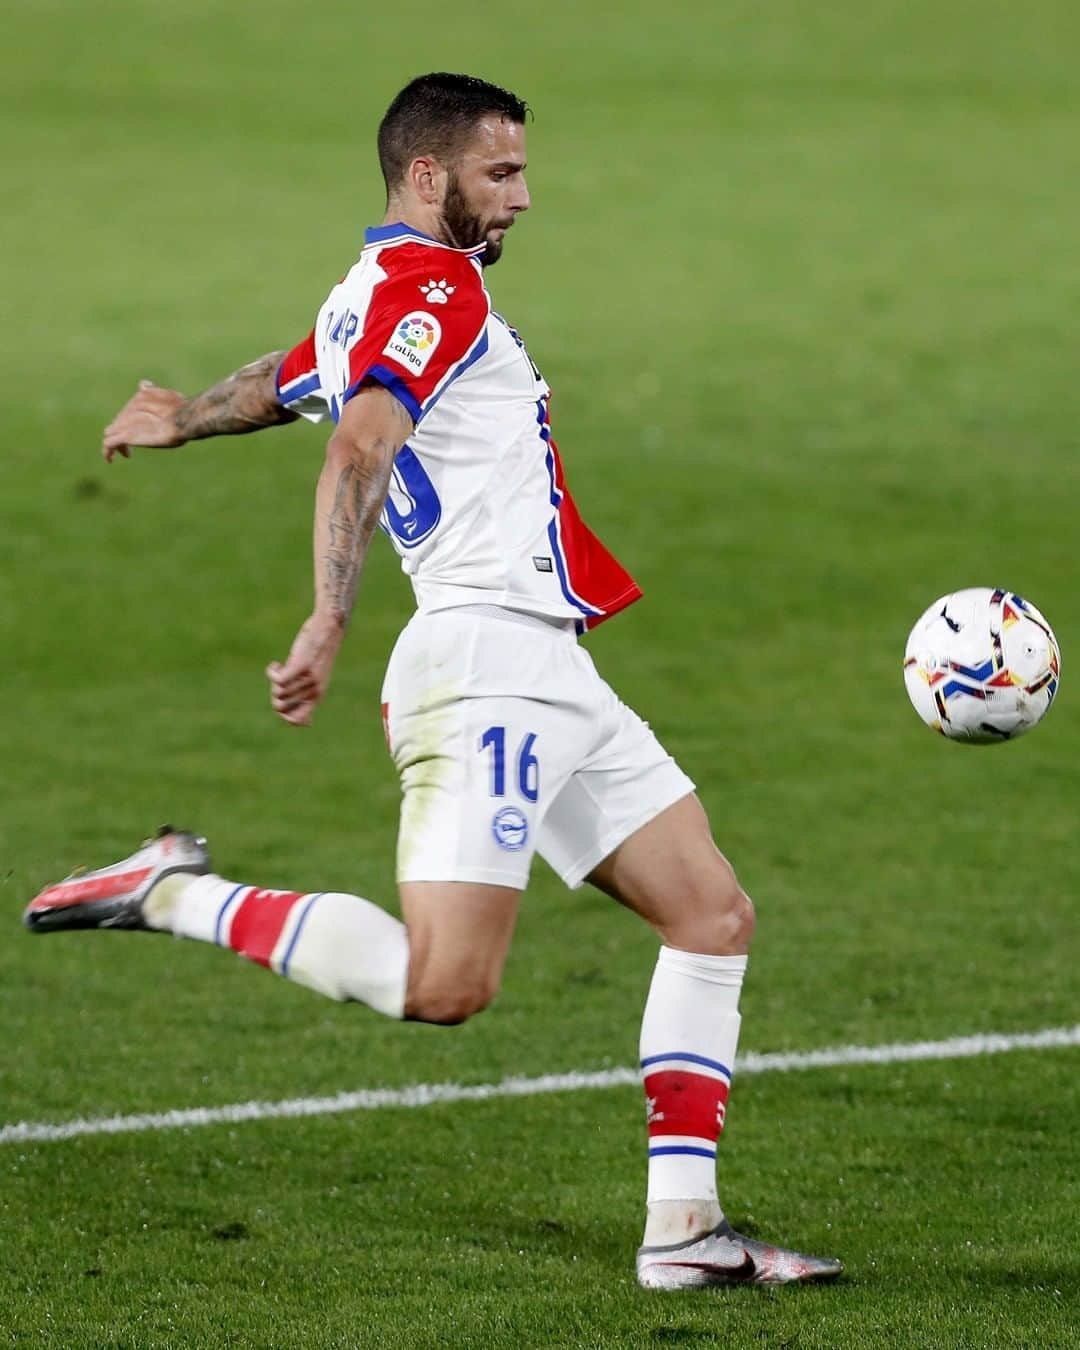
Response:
[383,311,442,373]
[420,279,455,305]
[492,806,528,852]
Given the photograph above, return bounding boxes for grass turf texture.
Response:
[2,0,1079,1344]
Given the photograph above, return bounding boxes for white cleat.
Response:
[637,1218,843,1288]
[23,826,210,933]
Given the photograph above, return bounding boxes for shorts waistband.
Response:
[439,603,578,635]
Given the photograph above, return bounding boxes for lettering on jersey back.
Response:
[383,311,442,374]
[327,309,359,348]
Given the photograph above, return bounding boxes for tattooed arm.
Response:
[266,386,414,726]
[102,352,296,462]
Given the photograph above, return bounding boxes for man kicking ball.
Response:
[24,72,840,1289]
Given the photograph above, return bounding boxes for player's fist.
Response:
[266,614,345,727]
[102,380,188,461]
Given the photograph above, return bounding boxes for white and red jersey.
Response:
[275,223,641,630]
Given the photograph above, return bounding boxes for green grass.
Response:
[2,1,1079,1345]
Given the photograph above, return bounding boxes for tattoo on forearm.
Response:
[321,441,397,622]
[173,351,298,440]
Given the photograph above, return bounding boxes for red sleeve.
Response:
[276,329,329,423]
[343,249,489,423]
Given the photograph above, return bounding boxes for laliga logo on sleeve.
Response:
[383,311,442,374]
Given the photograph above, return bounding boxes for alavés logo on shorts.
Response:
[492,806,529,852]
[383,311,442,374]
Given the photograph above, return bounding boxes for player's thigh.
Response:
[537,687,696,898]
[587,793,754,955]
[399,879,522,1024]
[383,614,585,892]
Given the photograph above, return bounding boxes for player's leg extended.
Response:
[24,613,542,1024]
[587,793,751,1236]
[160,871,521,1024]
[23,829,520,1025]
[586,794,842,1285]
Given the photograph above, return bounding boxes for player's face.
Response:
[439,116,530,266]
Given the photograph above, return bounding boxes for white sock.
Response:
[149,872,408,1018]
[639,946,747,1242]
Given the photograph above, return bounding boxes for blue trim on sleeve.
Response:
[647,1145,718,1160]
[340,318,489,428]
[640,1051,733,1078]
[279,373,322,405]
[343,365,423,424]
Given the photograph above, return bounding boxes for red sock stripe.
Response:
[228,889,306,968]
[643,1069,731,1141]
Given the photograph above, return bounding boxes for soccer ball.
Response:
[903,588,1061,743]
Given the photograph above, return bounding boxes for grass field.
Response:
[3,1,1079,1345]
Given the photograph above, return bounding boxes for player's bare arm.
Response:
[267,386,413,727]
[102,351,297,461]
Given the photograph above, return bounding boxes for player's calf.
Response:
[401,936,504,1024]
[398,879,520,1025]
[404,976,498,1025]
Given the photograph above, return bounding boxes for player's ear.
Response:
[409,156,447,206]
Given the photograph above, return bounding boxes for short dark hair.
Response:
[377,73,530,193]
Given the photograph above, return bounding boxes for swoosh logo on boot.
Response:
[660,1252,757,1281]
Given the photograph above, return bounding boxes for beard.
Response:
[439,172,506,267]
[479,235,504,267]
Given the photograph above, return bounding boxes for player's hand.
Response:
[102,380,188,461]
[266,613,345,727]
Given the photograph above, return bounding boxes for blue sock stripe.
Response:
[214,884,248,946]
[280,893,325,978]
[648,1145,717,1160]
[640,1051,732,1078]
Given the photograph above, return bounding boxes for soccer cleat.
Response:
[23,826,210,933]
[636,1218,843,1288]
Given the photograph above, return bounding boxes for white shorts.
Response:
[380,606,695,890]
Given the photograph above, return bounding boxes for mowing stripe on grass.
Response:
[2,1023,1077,1146]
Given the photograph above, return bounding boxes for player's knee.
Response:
[404,973,499,1026]
[717,882,755,950]
[674,860,755,954]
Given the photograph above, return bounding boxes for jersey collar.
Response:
[363,222,487,257]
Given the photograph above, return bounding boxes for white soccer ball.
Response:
[903,588,1061,743]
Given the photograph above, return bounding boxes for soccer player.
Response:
[25,73,840,1288]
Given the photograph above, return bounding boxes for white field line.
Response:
[2,1023,1077,1148]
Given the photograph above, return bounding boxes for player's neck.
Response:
[382,201,447,247]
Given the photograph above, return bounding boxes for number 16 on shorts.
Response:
[481,726,538,852]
